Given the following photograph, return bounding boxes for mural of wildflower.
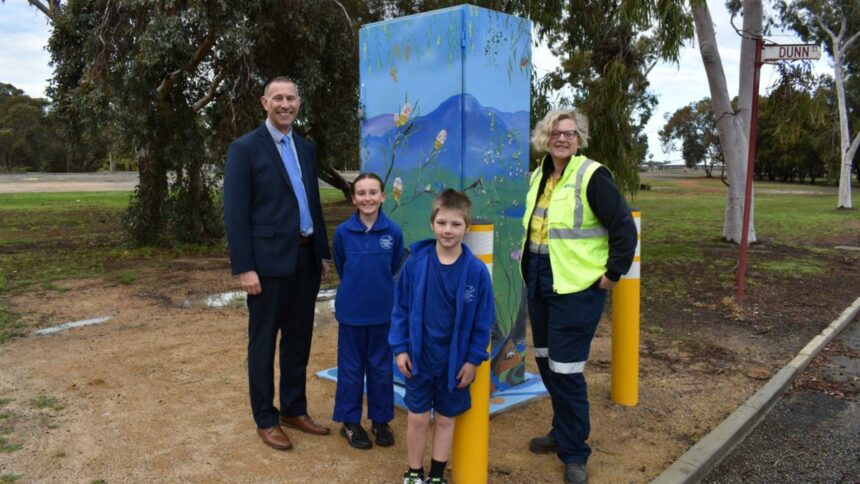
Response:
[360,5,531,392]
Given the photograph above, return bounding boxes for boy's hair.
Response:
[350,172,384,196]
[430,189,472,226]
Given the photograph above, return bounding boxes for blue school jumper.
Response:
[332,210,405,423]
[390,239,494,407]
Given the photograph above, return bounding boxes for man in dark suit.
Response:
[224,76,332,450]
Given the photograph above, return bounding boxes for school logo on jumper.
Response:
[464,285,476,303]
[379,235,394,250]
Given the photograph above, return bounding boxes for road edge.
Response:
[652,296,860,484]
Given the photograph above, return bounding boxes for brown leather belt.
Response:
[299,235,313,245]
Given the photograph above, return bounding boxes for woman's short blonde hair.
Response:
[530,108,590,153]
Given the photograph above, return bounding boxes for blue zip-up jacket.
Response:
[333,210,405,325]
[390,239,495,391]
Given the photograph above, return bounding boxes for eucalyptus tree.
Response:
[34,0,360,245]
[757,65,837,184]
[691,0,763,243]
[659,98,725,177]
[778,0,860,209]
[536,1,695,195]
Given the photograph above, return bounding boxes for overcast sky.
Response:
[0,0,829,162]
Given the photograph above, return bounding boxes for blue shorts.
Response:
[404,371,471,417]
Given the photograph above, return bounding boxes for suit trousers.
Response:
[247,244,320,429]
[526,252,607,465]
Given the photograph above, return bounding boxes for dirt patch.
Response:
[0,243,858,482]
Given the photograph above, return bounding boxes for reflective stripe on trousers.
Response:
[526,252,607,465]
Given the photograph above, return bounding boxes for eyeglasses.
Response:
[550,130,578,140]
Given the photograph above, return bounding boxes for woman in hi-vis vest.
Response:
[520,108,637,484]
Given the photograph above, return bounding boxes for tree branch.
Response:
[26,0,56,22]
[815,15,838,45]
[847,130,860,165]
[842,29,860,52]
[331,0,354,40]
[156,29,218,99]
[192,70,227,112]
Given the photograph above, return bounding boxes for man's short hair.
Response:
[430,189,472,226]
[263,76,300,97]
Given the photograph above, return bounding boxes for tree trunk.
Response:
[833,42,858,208]
[693,2,756,243]
[317,156,352,201]
[131,145,168,245]
[185,157,203,240]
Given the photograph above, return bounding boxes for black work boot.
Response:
[529,433,558,454]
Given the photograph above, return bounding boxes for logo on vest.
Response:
[464,285,476,303]
[379,235,394,250]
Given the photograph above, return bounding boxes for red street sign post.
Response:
[736,41,821,303]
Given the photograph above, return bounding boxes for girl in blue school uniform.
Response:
[332,172,406,449]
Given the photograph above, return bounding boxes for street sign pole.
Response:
[736,36,763,303]
[736,40,819,303]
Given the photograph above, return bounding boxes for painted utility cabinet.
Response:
[359,5,531,392]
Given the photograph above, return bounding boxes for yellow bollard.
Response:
[611,210,641,406]
[452,221,493,484]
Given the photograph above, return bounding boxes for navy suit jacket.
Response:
[224,123,330,277]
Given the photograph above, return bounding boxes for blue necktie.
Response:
[280,137,313,235]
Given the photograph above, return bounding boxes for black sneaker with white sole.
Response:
[340,422,372,449]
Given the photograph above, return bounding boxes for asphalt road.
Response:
[0,171,360,193]
[704,315,860,483]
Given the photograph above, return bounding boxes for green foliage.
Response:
[0,83,87,172]
[776,0,860,186]
[29,395,63,411]
[0,305,26,345]
[659,98,724,176]
[0,437,22,453]
[1,474,21,483]
[542,1,695,194]
[756,65,839,184]
[115,271,136,285]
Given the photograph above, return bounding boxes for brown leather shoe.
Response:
[256,425,292,450]
[279,414,330,435]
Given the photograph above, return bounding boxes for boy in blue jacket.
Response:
[390,189,494,484]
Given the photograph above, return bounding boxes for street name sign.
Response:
[762,44,821,62]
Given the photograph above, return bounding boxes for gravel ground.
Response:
[704,316,860,484]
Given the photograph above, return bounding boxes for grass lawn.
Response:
[0,180,856,344]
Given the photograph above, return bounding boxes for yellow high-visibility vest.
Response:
[521,155,609,293]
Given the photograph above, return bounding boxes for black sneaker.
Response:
[402,470,424,484]
[529,433,558,454]
[371,422,395,447]
[426,477,448,484]
[340,423,372,449]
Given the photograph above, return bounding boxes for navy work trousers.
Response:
[526,252,607,465]
[246,244,320,429]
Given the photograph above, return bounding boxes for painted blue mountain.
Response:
[361,93,529,183]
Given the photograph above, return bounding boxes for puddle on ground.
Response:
[182,289,338,311]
